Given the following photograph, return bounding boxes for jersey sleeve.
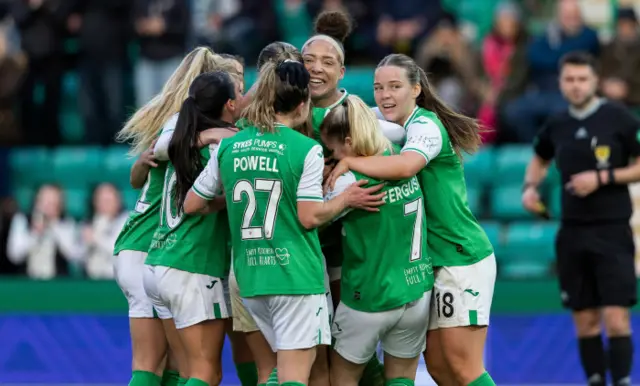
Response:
[371,106,385,120]
[533,122,554,161]
[323,172,356,221]
[154,114,179,161]
[324,171,356,201]
[191,144,221,200]
[378,119,405,145]
[619,109,640,158]
[297,144,324,202]
[401,117,443,163]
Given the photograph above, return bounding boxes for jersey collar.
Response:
[403,106,420,129]
[326,89,349,110]
[569,97,603,120]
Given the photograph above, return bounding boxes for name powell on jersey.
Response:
[275,248,290,265]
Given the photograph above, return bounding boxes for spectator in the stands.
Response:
[6,184,83,280]
[376,0,444,58]
[0,197,23,275]
[0,3,26,146]
[599,7,640,109]
[479,2,527,144]
[502,0,599,143]
[81,183,127,280]
[415,12,487,115]
[133,0,189,106]
[12,0,75,147]
[193,0,276,64]
[71,0,132,145]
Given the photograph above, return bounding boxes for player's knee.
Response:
[573,309,601,336]
[424,350,449,383]
[603,307,631,336]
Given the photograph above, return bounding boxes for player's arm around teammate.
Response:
[320,95,433,386]
[145,71,241,386]
[326,54,496,386]
[114,47,236,386]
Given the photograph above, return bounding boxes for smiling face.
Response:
[302,39,345,104]
[373,65,420,125]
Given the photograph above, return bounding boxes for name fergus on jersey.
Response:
[383,177,420,204]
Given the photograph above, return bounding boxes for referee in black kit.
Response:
[522,51,640,386]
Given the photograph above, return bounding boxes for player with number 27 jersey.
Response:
[194,123,326,297]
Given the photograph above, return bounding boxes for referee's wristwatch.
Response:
[522,182,538,192]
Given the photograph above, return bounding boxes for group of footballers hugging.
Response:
[112,9,498,386]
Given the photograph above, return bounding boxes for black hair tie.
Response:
[276,61,310,89]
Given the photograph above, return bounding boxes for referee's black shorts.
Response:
[556,223,637,311]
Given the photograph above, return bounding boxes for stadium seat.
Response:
[52,146,103,188]
[103,146,136,188]
[490,185,535,220]
[9,147,51,188]
[494,145,533,186]
[13,187,34,213]
[466,187,483,217]
[122,188,140,211]
[463,146,494,189]
[479,221,502,256]
[549,186,562,219]
[64,188,89,220]
[500,221,559,278]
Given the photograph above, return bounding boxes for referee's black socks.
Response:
[609,335,633,386]
[578,335,606,386]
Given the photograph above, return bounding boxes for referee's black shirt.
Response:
[534,99,640,225]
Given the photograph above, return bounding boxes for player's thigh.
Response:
[178,319,227,384]
[156,267,229,330]
[382,291,430,364]
[243,296,278,352]
[229,272,260,333]
[142,265,173,320]
[428,254,496,331]
[269,294,332,351]
[594,224,637,309]
[115,250,155,318]
[333,301,401,365]
[556,226,599,310]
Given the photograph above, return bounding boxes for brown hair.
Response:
[242,61,310,133]
[377,54,482,156]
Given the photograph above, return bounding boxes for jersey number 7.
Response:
[233,179,283,240]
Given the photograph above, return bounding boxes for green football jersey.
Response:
[113,114,180,255]
[210,124,327,297]
[113,163,167,255]
[145,144,231,278]
[401,107,493,266]
[311,89,349,152]
[326,151,433,313]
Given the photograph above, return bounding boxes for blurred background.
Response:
[1,0,640,384]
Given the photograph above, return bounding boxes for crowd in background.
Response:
[0,0,639,280]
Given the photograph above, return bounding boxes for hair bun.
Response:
[276,61,310,89]
[314,10,353,43]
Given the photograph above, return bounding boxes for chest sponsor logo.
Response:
[594,145,610,169]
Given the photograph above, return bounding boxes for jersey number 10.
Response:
[233,179,283,240]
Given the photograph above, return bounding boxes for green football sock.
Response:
[280,383,305,386]
[360,356,385,386]
[467,372,496,386]
[384,378,414,386]
[266,368,278,386]
[236,361,258,386]
[129,370,162,386]
[161,370,181,386]
[184,378,209,386]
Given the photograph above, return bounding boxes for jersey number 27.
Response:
[233,179,283,240]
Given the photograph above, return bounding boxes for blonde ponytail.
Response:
[117,47,241,155]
